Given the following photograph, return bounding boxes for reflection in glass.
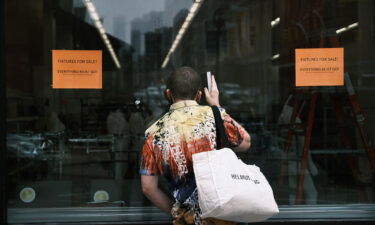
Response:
[5,0,375,213]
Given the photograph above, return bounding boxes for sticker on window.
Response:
[52,50,102,89]
[20,187,36,203]
[295,48,344,86]
[93,190,109,202]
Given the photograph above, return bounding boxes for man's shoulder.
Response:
[144,105,214,137]
[144,110,173,137]
[144,116,165,138]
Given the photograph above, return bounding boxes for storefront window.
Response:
[5,0,375,223]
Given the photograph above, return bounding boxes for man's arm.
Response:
[204,75,251,152]
[232,130,251,152]
[141,175,173,214]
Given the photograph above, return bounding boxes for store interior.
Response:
[5,0,375,209]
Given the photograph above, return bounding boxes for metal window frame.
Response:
[7,204,375,224]
[1,0,7,224]
[2,1,375,225]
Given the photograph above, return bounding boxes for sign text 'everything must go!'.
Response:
[295,48,344,86]
[52,50,102,89]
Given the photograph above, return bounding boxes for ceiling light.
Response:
[336,22,359,34]
[271,54,280,60]
[83,0,121,69]
[271,17,280,27]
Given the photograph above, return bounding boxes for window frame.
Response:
[1,0,7,224]
[7,205,375,224]
[3,1,375,224]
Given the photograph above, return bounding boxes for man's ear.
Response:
[195,90,202,102]
[165,89,173,102]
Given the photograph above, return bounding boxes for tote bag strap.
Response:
[211,106,230,148]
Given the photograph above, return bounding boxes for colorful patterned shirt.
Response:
[139,100,247,224]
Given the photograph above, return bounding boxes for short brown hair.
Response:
[166,67,201,100]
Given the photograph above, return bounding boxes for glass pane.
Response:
[5,0,375,214]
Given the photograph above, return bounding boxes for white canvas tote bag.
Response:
[192,106,279,222]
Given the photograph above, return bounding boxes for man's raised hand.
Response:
[204,75,220,107]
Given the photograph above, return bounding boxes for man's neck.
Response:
[169,100,199,110]
[173,99,193,103]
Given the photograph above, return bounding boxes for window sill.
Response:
[7,204,375,224]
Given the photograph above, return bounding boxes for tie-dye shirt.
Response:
[139,100,247,223]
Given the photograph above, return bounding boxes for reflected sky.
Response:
[88,0,191,43]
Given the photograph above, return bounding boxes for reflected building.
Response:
[131,29,141,60]
[113,16,126,42]
[130,10,166,89]
[3,0,375,224]
[145,32,162,72]
[163,0,191,27]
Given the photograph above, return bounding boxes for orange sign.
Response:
[295,48,344,86]
[52,50,102,89]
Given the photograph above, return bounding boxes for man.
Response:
[140,67,251,225]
